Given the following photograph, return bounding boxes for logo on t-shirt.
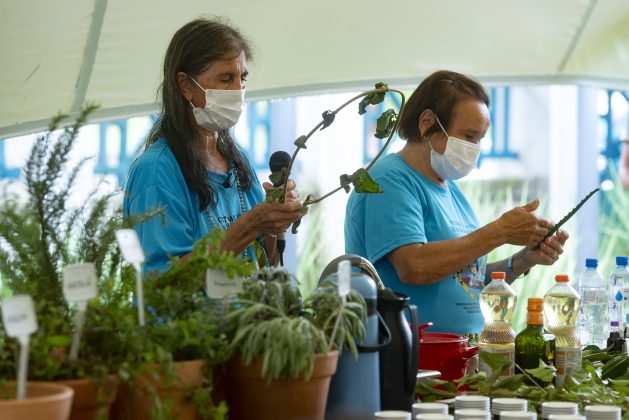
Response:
[455,256,487,298]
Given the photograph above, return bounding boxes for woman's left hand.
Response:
[522,227,570,266]
[262,179,300,203]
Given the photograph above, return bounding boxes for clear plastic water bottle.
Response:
[612,256,629,330]
[544,274,581,387]
[578,258,609,348]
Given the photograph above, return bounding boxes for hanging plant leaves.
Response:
[320,110,336,130]
[339,174,352,193]
[375,109,397,139]
[358,82,388,115]
[350,168,382,193]
[294,135,308,149]
[532,187,600,250]
[290,195,314,234]
[268,167,287,187]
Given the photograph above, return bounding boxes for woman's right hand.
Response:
[250,200,303,235]
[495,199,550,247]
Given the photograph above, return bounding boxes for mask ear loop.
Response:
[432,111,449,137]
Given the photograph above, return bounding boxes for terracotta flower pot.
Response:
[114,359,205,420]
[58,375,119,420]
[0,382,74,420]
[224,350,339,420]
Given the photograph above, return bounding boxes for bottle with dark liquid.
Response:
[515,297,555,386]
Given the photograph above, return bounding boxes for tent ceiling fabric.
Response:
[1,0,629,138]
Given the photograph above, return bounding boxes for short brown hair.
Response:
[397,70,490,142]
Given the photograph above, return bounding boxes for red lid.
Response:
[555,274,570,282]
[491,272,506,280]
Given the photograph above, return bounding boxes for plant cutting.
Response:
[266,82,406,233]
[114,228,256,420]
[416,350,629,416]
[0,106,154,419]
[221,267,367,420]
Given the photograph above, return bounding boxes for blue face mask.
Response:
[429,114,481,180]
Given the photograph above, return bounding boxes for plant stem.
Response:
[281,87,398,202]
[283,88,407,208]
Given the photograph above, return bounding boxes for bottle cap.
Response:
[491,271,506,280]
[611,320,619,327]
[585,258,598,268]
[617,256,628,266]
[528,297,543,311]
[555,274,570,282]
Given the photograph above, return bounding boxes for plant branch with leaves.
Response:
[265,82,406,233]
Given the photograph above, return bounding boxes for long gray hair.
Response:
[146,18,254,210]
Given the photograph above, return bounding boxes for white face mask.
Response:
[189,76,244,131]
[429,114,481,180]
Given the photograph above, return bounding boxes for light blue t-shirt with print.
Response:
[344,153,487,334]
[123,138,265,273]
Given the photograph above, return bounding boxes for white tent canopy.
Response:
[1,0,629,138]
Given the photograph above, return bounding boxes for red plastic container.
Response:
[418,323,478,381]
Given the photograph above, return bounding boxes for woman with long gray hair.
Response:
[124,18,302,273]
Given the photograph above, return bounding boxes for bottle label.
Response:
[554,346,581,386]
[583,289,607,304]
[479,345,515,376]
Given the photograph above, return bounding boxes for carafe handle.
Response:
[356,312,392,352]
[406,304,419,393]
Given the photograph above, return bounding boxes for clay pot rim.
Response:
[0,382,74,406]
[228,349,339,380]
[33,374,118,387]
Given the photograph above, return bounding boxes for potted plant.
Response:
[221,267,367,420]
[0,106,149,419]
[113,228,256,420]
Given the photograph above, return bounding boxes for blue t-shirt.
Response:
[123,138,265,273]
[344,153,487,334]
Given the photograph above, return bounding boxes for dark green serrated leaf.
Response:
[375,109,397,139]
[268,170,284,187]
[350,168,382,193]
[533,187,600,249]
[294,135,307,149]
[320,110,336,130]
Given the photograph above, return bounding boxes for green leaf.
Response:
[349,168,382,193]
[320,110,336,130]
[339,174,352,193]
[294,135,307,149]
[375,109,397,139]
[478,351,513,371]
[526,359,556,383]
[358,82,388,115]
[265,187,285,204]
[47,335,71,347]
[533,187,600,249]
[268,170,284,187]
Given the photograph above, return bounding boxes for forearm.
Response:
[486,248,533,285]
[390,220,506,285]
[620,142,629,189]
[219,211,261,255]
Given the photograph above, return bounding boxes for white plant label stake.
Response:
[63,263,98,361]
[115,229,146,326]
[1,294,38,400]
[328,260,351,352]
[205,269,243,299]
[337,260,351,303]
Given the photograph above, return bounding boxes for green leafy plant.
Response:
[223,267,367,382]
[117,228,256,419]
[416,351,629,417]
[266,82,406,233]
[0,105,147,383]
